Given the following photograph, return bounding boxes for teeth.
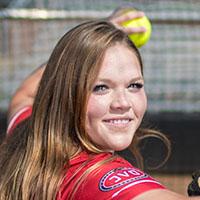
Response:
[108,119,130,124]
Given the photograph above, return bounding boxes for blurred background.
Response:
[0,0,200,195]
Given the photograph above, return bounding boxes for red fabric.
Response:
[7,106,32,134]
[58,152,165,200]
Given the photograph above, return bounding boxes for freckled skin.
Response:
[86,43,147,151]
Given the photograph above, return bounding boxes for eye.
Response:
[92,84,109,93]
[128,82,144,90]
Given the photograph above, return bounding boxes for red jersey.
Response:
[7,107,165,199]
[58,152,164,200]
[7,106,32,134]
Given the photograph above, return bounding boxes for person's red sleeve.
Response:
[59,153,165,200]
[7,106,32,134]
[78,161,164,199]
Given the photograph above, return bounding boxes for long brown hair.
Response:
[0,20,170,199]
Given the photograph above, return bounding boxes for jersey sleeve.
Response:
[60,155,165,200]
[7,106,32,135]
[96,165,165,200]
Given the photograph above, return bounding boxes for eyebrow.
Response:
[96,77,144,83]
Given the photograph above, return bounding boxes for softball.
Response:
[122,14,152,48]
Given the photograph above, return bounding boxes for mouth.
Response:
[103,118,133,127]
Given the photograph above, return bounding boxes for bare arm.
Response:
[8,63,46,121]
[134,189,200,200]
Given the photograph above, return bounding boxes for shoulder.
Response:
[58,152,164,200]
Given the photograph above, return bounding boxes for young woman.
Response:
[0,21,198,200]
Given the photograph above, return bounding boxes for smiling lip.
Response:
[103,118,133,127]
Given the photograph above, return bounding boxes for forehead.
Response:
[97,43,142,79]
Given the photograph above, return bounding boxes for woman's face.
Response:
[86,43,147,151]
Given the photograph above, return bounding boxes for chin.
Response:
[113,146,129,152]
[111,142,132,152]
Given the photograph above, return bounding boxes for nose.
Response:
[110,90,131,112]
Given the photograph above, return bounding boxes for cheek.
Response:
[85,95,109,144]
[142,92,147,111]
[134,91,147,118]
[86,95,108,125]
